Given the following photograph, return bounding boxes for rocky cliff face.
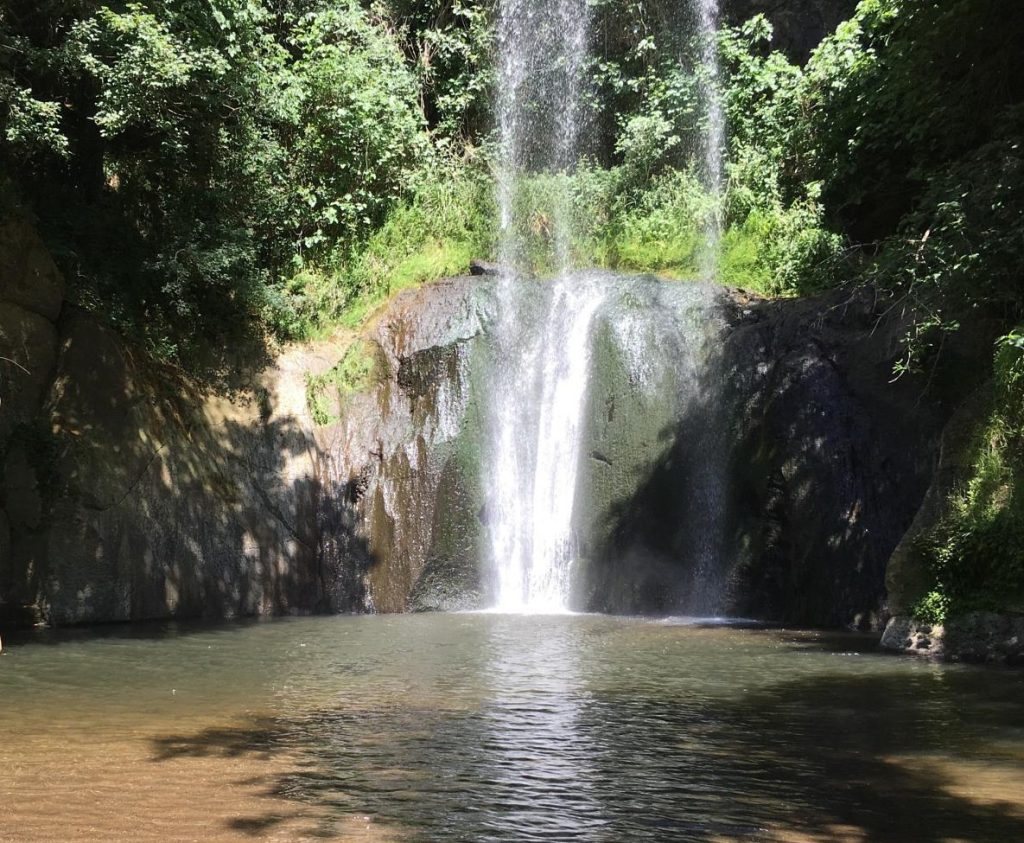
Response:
[0,222,986,636]
[311,276,980,630]
[1,218,66,626]
[313,276,489,614]
[719,290,983,629]
[1,219,335,625]
[571,287,983,629]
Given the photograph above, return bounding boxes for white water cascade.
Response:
[487,276,607,612]
[487,0,596,612]
[484,0,730,613]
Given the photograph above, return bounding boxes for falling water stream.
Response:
[486,0,599,611]
[696,0,725,279]
[487,276,609,612]
[485,0,728,611]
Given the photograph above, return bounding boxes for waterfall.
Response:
[485,273,730,615]
[488,276,607,612]
[483,0,730,613]
[487,0,595,612]
[695,0,725,280]
[495,0,591,273]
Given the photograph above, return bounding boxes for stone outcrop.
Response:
[312,277,984,630]
[28,314,330,624]
[574,286,984,629]
[314,276,488,613]
[0,218,65,625]
[0,217,63,321]
[881,613,1024,665]
[717,288,969,629]
[882,392,992,618]
[0,217,64,448]
[878,385,1024,665]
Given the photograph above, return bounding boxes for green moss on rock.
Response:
[306,339,389,426]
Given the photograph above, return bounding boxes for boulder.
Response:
[882,612,1024,664]
[880,617,944,657]
[469,259,504,277]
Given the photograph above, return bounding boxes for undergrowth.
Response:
[277,159,835,339]
[911,330,1024,623]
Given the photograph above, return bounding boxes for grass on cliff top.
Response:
[305,339,386,426]
[274,163,495,339]
[276,163,831,341]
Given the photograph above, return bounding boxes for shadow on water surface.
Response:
[148,658,1024,841]
[0,613,291,648]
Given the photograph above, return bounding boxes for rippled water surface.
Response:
[1,613,1023,841]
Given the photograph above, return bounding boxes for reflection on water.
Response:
[482,617,601,838]
[1,613,1023,841]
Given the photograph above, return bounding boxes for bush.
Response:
[911,332,1024,622]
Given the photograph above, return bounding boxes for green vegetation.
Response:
[911,333,1024,623]
[305,338,385,425]
[0,0,483,363]
[5,1,1022,347]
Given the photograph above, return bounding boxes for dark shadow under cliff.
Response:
[584,287,998,628]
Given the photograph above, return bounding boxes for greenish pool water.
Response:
[1,613,1022,841]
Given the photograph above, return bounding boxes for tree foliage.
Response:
[3,0,1024,367]
[1,0,437,359]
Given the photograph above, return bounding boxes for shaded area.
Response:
[0,614,288,649]
[1,304,376,627]
[586,287,993,628]
[722,0,859,62]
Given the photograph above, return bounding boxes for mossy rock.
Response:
[307,339,390,425]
